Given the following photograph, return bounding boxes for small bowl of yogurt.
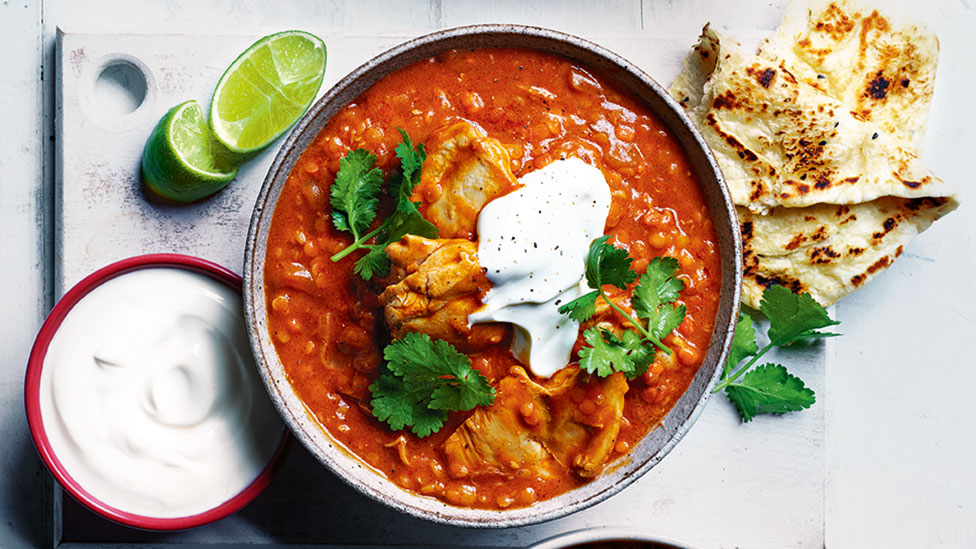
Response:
[25,254,289,530]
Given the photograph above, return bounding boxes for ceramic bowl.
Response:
[25,254,290,530]
[244,24,741,528]
[528,527,701,548]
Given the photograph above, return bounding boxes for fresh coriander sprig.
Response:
[558,236,687,379]
[715,285,840,422]
[369,333,495,438]
[329,128,438,279]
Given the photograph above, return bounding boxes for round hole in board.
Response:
[94,60,148,116]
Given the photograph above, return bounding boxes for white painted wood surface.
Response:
[54,28,824,548]
[0,0,969,547]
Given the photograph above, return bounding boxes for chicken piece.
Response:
[442,367,559,479]
[413,121,520,239]
[379,234,506,350]
[583,288,637,338]
[545,372,628,477]
[442,366,630,480]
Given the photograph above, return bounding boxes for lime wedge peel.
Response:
[210,30,327,155]
[141,100,238,203]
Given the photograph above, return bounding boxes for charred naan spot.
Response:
[778,62,799,85]
[749,181,765,202]
[816,3,857,40]
[883,217,897,233]
[901,78,910,87]
[902,180,923,189]
[814,174,832,190]
[843,176,860,185]
[799,38,811,47]
[804,215,816,222]
[866,255,892,275]
[747,66,777,88]
[895,245,904,257]
[740,221,754,240]
[859,11,892,67]
[704,113,758,161]
[742,244,759,276]
[865,71,890,100]
[810,246,841,264]
[905,196,949,211]
[850,273,866,287]
[847,246,864,257]
[840,215,857,225]
[785,233,807,251]
[797,184,810,194]
[779,192,792,200]
[754,273,805,295]
[811,226,828,241]
[835,205,850,216]
[711,90,742,110]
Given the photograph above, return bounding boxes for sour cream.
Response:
[38,267,283,518]
[469,157,612,378]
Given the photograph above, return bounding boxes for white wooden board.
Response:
[55,28,826,547]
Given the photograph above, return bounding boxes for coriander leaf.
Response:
[329,149,383,236]
[724,312,759,377]
[578,327,654,379]
[329,129,439,277]
[647,303,687,341]
[394,127,426,199]
[370,333,494,437]
[376,129,438,248]
[405,405,450,438]
[382,204,438,243]
[632,256,686,342]
[585,235,637,290]
[632,256,683,318]
[354,246,390,280]
[761,285,840,346]
[557,290,599,322]
[369,372,448,437]
[724,363,815,422]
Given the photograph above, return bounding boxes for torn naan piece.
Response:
[670,4,958,309]
[671,26,953,214]
[738,197,956,308]
[759,0,938,150]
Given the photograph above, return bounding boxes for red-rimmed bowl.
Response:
[25,254,290,531]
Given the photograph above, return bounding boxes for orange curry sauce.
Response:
[264,47,721,509]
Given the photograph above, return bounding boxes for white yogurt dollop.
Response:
[469,157,612,378]
[39,268,283,518]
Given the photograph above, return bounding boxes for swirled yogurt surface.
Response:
[470,157,612,377]
[38,267,283,518]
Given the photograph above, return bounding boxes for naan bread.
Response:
[669,2,958,310]
[759,0,939,150]
[738,197,956,308]
[672,26,952,214]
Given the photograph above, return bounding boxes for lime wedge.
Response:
[141,100,238,202]
[210,31,327,155]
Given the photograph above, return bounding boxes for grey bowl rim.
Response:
[526,526,702,549]
[243,23,742,529]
